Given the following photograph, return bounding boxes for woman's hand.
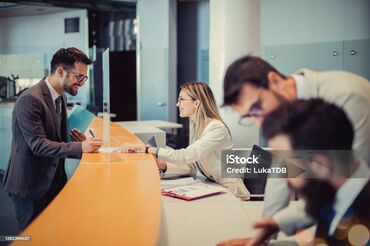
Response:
[118,143,145,153]
[155,159,167,171]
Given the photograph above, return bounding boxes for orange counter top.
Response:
[14,117,162,246]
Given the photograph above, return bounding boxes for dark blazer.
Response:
[314,180,370,245]
[3,79,82,200]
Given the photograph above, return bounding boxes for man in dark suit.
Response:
[218,99,369,246]
[3,47,102,230]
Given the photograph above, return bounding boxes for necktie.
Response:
[55,96,62,129]
[315,205,336,240]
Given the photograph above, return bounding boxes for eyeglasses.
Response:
[238,109,264,126]
[238,91,264,126]
[177,97,195,104]
[64,67,88,83]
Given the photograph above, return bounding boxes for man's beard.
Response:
[63,82,78,96]
[293,180,337,221]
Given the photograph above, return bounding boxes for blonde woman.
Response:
[120,82,249,198]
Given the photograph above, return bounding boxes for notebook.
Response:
[162,183,226,201]
[67,105,95,142]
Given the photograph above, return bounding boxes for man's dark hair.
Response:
[223,55,286,106]
[50,47,92,74]
[262,99,354,150]
[262,99,355,176]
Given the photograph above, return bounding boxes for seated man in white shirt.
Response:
[218,99,369,246]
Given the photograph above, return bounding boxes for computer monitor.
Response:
[148,136,158,147]
[243,145,272,198]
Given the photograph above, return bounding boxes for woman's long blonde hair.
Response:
[181,82,231,143]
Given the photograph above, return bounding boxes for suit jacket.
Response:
[314,180,370,246]
[158,119,250,198]
[3,79,82,200]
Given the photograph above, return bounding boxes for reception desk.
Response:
[9,116,302,246]
[13,117,162,246]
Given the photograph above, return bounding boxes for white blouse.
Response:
[158,119,249,198]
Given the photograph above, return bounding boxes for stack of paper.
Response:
[160,177,198,189]
[162,183,226,201]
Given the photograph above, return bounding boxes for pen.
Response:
[89,129,95,138]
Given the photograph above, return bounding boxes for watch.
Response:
[159,167,166,178]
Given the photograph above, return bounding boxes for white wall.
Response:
[0,9,90,105]
[0,9,88,67]
[219,106,260,148]
[261,0,370,46]
[209,0,261,106]
[209,0,261,148]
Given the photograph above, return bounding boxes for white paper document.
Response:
[98,147,121,153]
[160,177,198,189]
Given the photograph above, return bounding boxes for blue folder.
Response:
[67,105,95,142]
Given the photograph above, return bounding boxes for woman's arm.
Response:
[155,122,230,165]
[119,122,230,165]
[162,162,197,178]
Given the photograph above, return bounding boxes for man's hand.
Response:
[82,138,103,153]
[245,217,279,246]
[216,218,279,246]
[70,128,86,142]
[155,159,167,171]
